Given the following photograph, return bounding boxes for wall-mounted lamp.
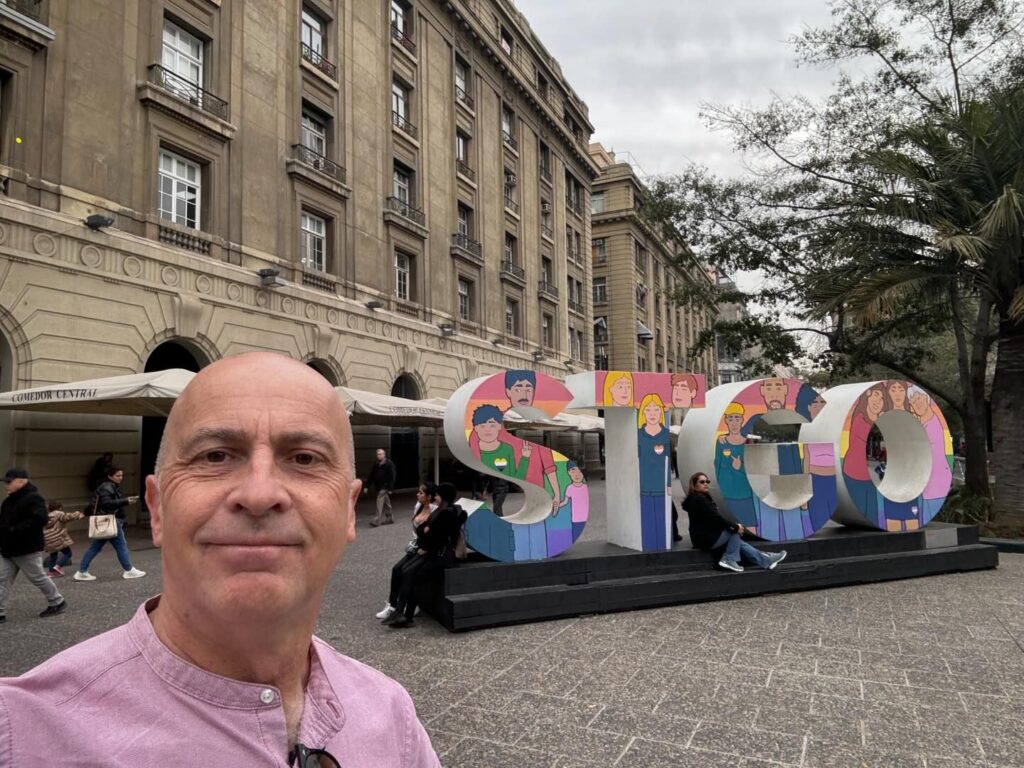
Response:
[532,350,545,362]
[564,359,575,367]
[84,214,114,231]
[258,268,285,288]
[365,299,385,310]
[438,322,456,337]
[491,336,504,346]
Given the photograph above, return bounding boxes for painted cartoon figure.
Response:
[797,390,836,533]
[472,404,529,480]
[714,402,759,531]
[637,393,672,550]
[560,461,589,541]
[908,385,953,525]
[841,384,887,526]
[670,374,699,409]
[604,371,634,407]
[887,380,908,412]
[505,370,536,409]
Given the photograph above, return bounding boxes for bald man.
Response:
[0,353,440,767]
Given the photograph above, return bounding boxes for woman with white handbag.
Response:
[73,467,146,582]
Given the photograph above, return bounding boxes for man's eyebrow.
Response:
[275,430,341,457]
[177,427,248,456]
[176,427,340,457]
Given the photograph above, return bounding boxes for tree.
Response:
[646,0,1024,517]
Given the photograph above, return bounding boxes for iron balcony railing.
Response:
[455,159,475,181]
[539,165,552,184]
[455,85,475,111]
[392,110,418,139]
[501,260,525,280]
[538,280,559,299]
[452,233,482,257]
[292,144,346,184]
[0,0,40,20]
[300,43,338,80]
[503,195,519,215]
[540,224,553,240]
[390,23,416,55]
[502,130,518,151]
[148,65,228,121]
[567,298,584,314]
[386,196,425,225]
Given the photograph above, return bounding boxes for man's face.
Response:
[760,379,789,410]
[474,418,502,445]
[724,413,743,433]
[506,379,535,408]
[146,354,359,624]
[376,449,385,463]
[568,466,584,484]
[3,478,26,494]
[671,382,694,408]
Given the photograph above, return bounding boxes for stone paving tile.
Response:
[615,739,742,768]
[804,738,927,767]
[863,681,965,712]
[978,733,1024,767]
[780,641,863,663]
[770,669,864,699]
[864,720,985,761]
[924,757,992,768]
[440,736,558,768]
[689,721,805,764]
[905,670,1005,696]
[515,723,631,765]
[587,702,700,746]
[429,704,529,745]
[817,659,912,685]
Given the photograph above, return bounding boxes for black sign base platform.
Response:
[422,523,997,632]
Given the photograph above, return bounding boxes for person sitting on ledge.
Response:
[681,471,787,573]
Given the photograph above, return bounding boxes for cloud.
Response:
[512,0,838,176]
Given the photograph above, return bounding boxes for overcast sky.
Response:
[513,0,840,178]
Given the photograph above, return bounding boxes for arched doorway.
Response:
[390,374,421,488]
[307,359,339,386]
[0,331,14,472]
[139,340,209,520]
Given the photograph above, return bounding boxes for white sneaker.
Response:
[375,603,396,620]
[122,568,146,579]
[766,550,788,570]
[73,571,96,581]
[718,559,744,573]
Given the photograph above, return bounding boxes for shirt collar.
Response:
[127,597,345,743]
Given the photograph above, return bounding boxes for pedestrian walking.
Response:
[0,468,67,623]
[365,448,397,526]
[43,501,84,576]
[73,467,146,581]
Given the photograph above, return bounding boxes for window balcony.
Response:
[502,130,518,151]
[392,111,418,139]
[539,165,552,185]
[455,159,475,182]
[391,23,416,55]
[567,298,584,315]
[292,144,346,184]
[541,224,553,240]
[455,85,475,111]
[451,233,483,265]
[386,196,425,225]
[538,280,559,300]
[567,248,582,264]
[500,260,526,285]
[300,43,338,80]
[147,65,228,121]
[503,195,519,215]
[302,271,337,293]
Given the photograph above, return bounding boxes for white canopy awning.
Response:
[0,369,196,416]
[335,387,448,427]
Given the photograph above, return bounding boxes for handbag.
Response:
[405,539,419,555]
[88,514,118,540]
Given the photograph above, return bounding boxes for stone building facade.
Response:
[0,0,596,505]
[588,145,717,385]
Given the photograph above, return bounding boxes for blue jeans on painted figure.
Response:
[713,529,770,568]
[79,519,133,572]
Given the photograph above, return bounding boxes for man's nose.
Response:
[227,449,290,516]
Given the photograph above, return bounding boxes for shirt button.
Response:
[259,689,275,704]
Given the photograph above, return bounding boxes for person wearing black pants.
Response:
[384,483,464,628]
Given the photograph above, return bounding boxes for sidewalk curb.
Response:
[979,537,1024,554]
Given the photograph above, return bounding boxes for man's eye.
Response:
[203,451,228,463]
[293,453,318,466]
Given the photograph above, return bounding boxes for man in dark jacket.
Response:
[0,468,67,622]
[365,448,397,527]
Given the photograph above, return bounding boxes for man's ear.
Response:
[145,475,163,547]
[346,479,361,543]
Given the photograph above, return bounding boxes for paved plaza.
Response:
[2,480,1023,767]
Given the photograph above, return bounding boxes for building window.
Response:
[595,345,608,370]
[161,19,203,99]
[593,276,607,304]
[541,256,553,285]
[457,203,471,237]
[591,192,605,214]
[301,106,327,157]
[390,0,410,36]
[592,237,607,263]
[458,277,472,321]
[636,282,648,306]
[158,150,201,229]
[392,162,412,204]
[594,316,608,343]
[456,132,469,163]
[564,170,583,213]
[501,104,515,144]
[300,211,327,272]
[539,141,551,177]
[301,8,326,57]
[568,326,581,361]
[454,56,470,101]
[505,297,520,337]
[504,232,517,266]
[391,80,413,133]
[634,240,648,275]
[499,26,513,56]
[503,167,517,209]
[395,250,412,300]
[541,313,553,348]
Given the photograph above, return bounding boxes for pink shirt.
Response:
[0,598,439,767]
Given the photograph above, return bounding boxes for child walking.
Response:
[44,502,84,577]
